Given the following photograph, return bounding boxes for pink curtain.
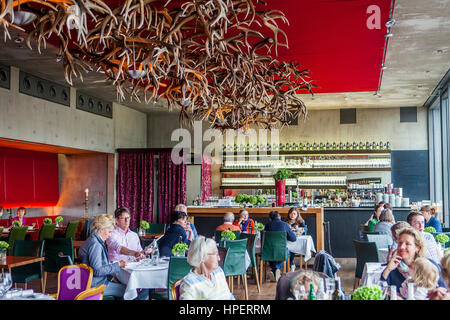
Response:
[116,151,155,228]
[201,155,212,202]
[157,151,187,224]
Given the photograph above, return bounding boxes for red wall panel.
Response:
[0,147,59,208]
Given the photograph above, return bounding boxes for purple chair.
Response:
[50,264,93,300]
[75,284,106,300]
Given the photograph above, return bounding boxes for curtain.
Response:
[116,151,155,228]
[157,151,187,224]
[201,155,212,202]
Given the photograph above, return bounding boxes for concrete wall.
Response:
[0,66,147,218]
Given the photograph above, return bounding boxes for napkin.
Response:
[4,289,34,298]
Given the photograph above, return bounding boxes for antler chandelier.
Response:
[1,0,316,130]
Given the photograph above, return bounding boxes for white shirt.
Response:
[422,232,441,264]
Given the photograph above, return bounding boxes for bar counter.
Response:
[187,206,412,258]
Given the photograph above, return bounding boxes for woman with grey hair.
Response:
[78,214,148,300]
[180,236,234,300]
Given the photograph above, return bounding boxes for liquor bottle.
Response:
[332,277,344,300]
[286,142,291,151]
[319,142,324,151]
[222,144,226,152]
[306,142,311,150]
[373,141,377,150]
[339,142,344,150]
[345,141,351,150]
[279,142,284,151]
[379,141,384,150]
[366,141,370,150]
[299,142,303,151]
[313,141,318,150]
[273,143,278,151]
[332,142,337,150]
[308,283,316,300]
[233,144,237,152]
[252,143,258,151]
[352,141,357,150]
[260,143,265,152]
[267,143,271,152]
[386,141,391,150]
[246,143,250,152]
[292,142,298,151]
[325,142,330,150]
[359,141,364,150]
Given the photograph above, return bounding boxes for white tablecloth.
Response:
[360,262,385,286]
[116,260,169,300]
[0,292,55,300]
[287,235,316,262]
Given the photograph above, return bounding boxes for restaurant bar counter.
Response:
[187,207,411,258]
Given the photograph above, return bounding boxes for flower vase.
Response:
[275,180,286,207]
[0,249,6,263]
[139,228,146,236]
[174,251,185,257]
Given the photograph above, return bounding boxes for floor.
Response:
[18,257,357,300]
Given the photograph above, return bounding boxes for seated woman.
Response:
[399,257,440,300]
[380,227,447,293]
[284,207,308,272]
[10,207,35,228]
[367,202,385,232]
[233,209,255,233]
[78,214,148,300]
[158,211,192,258]
[180,236,234,300]
[428,253,450,300]
[374,208,395,235]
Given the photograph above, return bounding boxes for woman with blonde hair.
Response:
[428,253,450,300]
[180,236,234,300]
[79,214,148,300]
[380,227,447,292]
[399,257,439,300]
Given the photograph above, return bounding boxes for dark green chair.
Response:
[64,220,79,239]
[39,223,56,241]
[149,256,192,300]
[11,240,44,291]
[219,238,249,299]
[259,231,288,287]
[366,234,393,249]
[83,218,95,240]
[42,238,74,293]
[353,240,380,289]
[147,223,167,234]
[360,230,380,241]
[239,232,260,292]
[7,226,28,255]
[215,230,241,242]
[442,227,450,233]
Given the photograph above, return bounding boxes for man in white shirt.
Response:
[407,211,442,263]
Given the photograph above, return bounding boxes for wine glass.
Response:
[378,280,389,299]
[0,273,12,297]
[325,278,335,297]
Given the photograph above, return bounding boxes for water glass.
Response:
[325,278,335,296]
[295,285,307,300]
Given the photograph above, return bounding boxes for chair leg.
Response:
[231,276,234,293]
[287,258,290,272]
[254,266,261,293]
[242,275,248,300]
[283,261,286,274]
[42,272,47,293]
[304,256,308,270]
[40,276,45,293]
[24,283,27,290]
[299,255,303,270]
[259,260,264,288]
[237,275,241,287]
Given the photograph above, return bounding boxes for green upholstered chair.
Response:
[147,223,167,234]
[259,231,288,287]
[219,238,249,299]
[39,223,56,241]
[366,234,393,249]
[83,218,95,240]
[353,239,380,289]
[239,232,260,292]
[64,221,79,239]
[360,231,380,241]
[42,238,74,293]
[7,226,28,255]
[11,240,45,291]
[215,230,241,242]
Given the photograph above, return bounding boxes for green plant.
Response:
[12,220,22,227]
[248,195,258,205]
[172,243,189,256]
[140,220,150,229]
[424,226,436,233]
[292,192,298,198]
[221,230,236,241]
[273,168,293,181]
[43,218,52,224]
[235,193,250,204]
[254,222,265,231]
[436,233,450,244]
[55,216,63,223]
[256,195,264,204]
[352,285,384,300]
[0,241,9,250]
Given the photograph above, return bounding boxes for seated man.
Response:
[216,212,241,232]
[407,211,442,263]
[106,207,151,262]
[175,203,198,240]
[421,205,442,233]
[264,211,297,282]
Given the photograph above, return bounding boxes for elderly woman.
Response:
[158,211,192,258]
[180,236,234,300]
[380,227,447,293]
[78,214,148,300]
[374,208,395,236]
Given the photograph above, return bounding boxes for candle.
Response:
[85,188,89,198]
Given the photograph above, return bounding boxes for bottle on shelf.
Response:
[372,141,377,150]
[299,142,303,150]
[386,141,391,150]
[366,141,371,150]
[319,142,324,151]
[379,141,384,150]
[345,141,351,150]
[233,144,237,152]
[246,143,250,152]
[352,141,357,150]
[292,142,298,151]
[260,143,265,152]
[332,142,337,150]
[339,141,344,150]
[279,142,284,151]
[308,283,316,300]
[359,141,364,150]
[332,277,344,300]
[286,142,291,151]
[313,141,318,150]
[306,142,311,150]
[267,143,271,152]
[325,142,330,150]
[273,143,278,151]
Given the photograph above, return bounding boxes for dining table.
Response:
[255,234,316,262]
[0,256,45,274]
[0,289,55,300]
[360,262,385,286]
[116,258,170,300]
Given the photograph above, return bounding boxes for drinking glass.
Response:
[325,278,335,296]
[295,285,307,300]
[378,281,389,299]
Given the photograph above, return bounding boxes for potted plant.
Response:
[435,233,450,251]
[235,193,250,207]
[254,221,265,232]
[221,230,237,241]
[256,195,265,207]
[55,216,63,228]
[43,218,53,225]
[172,243,189,257]
[139,220,150,236]
[0,241,9,262]
[12,220,22,227]
[273,169,293,207]
[248,195,258,207]
[424,226,436,233]
[352,285,384,300]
